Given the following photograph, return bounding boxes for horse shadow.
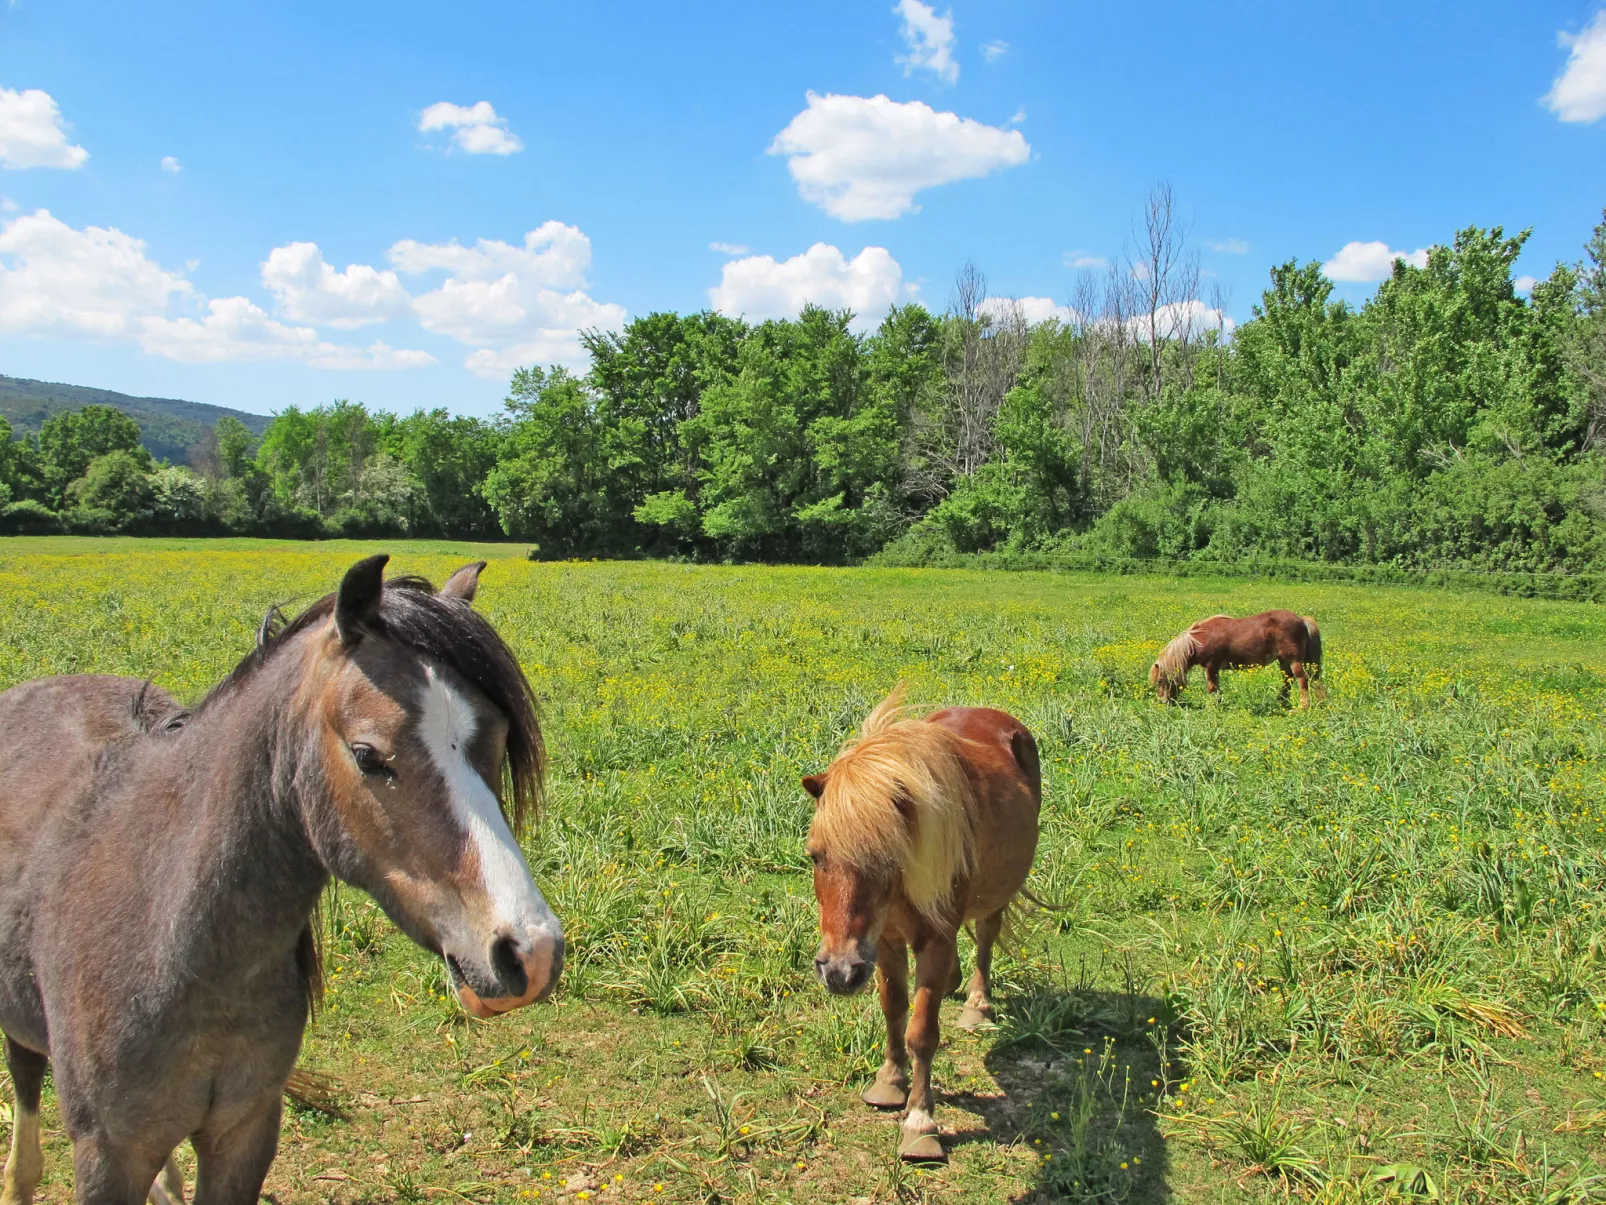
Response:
[940,982,1183,1203]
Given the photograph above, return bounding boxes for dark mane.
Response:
[200,574,544,832]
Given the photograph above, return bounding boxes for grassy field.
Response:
[2,537,1605,1204]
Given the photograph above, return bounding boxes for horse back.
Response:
[1196,610,1311,665]
[924,707,1041,917]
[0,675,165,1049]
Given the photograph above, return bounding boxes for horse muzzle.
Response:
[815,945,875,996]
[447,925,564,1018]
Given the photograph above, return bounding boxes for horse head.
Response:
[301,555,562,1018]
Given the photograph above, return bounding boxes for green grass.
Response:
[2,538,1606,1203]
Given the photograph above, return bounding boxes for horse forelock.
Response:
[811,694,974,923]
[200,573,544,833]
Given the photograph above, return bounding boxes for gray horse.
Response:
[0,556,563,1205]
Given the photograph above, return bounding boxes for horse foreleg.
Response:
[1,1039,46,1205]
[862,938,910,1109]
[147,1154,185,1205]
[899,938,954,1162]
[190,1099,280,1205]
[957,909,1005,1031]
[1205,666,1220,694]
[1289,661,1310,708]
[70,1137,166,1205]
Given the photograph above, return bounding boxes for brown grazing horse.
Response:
[1150,609,1323,706]
[803,688,1042,1162]
[0,556,562,1205]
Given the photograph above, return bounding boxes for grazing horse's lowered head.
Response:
[292,554,563,1015]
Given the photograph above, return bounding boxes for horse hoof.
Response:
[956,1006,993,1031]
[862,1080,909,1109]
[898,1132,946,1162]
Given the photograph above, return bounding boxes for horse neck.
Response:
[152,643,331,970]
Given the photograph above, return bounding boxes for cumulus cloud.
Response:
[418,101,523,155]
[1544,9,1606,123]
[391,221,626,377]
[1063,251,1109,270]
[1128,299,1235,342]
[0,209,431,369]
[140,298,435,368]
[262,242,413,329]
[980,40,1009,63]
[160,155,182,174]
[977,296,1075,326]
[769,93,1029,221]
[709,241,750,256]
[709,243,909,328]
[1207,237,1250,254]
[895,0,959,83]
[1515,274,1539,292]
[0,87,88,170]
[0,208,191,337]
[1322,240,1430,283]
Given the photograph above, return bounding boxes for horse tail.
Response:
[1010,727,1041,802]
[1301,616,1323,678]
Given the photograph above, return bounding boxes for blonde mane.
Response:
[1152,628,1200,683]
[808,685,975,922]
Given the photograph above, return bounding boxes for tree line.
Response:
[3,192,1604,574]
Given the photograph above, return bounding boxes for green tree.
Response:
[37,405,151,508]
[66,450,155,531]
[482,367,608,551]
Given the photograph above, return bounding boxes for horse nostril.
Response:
[489,935,528,997]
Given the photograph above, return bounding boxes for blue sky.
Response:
[1,0,1604,418]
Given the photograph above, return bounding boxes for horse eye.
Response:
[808,850,824,867]
[350,743,394,780]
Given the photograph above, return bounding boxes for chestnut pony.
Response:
[803,688,1042,1162]
[1150,609,1323,706]
[0,556,562,1205]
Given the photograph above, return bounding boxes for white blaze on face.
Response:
[417,665,557,939]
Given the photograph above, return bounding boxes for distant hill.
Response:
[0,375,271,465]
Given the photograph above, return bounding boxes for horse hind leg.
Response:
[957,908,1005,1031]
[1,1039,46,1205]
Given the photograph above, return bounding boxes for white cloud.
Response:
[1544,9,1606,123]
[769,93,1030,221]
[709,243,909,329]
[895,0,959,83]
[980,40,1009,63]
[1515,274,1539,292]
[1127,300,1235,342]
[140,297,435,369]
[262,241,412,329]
[710,241,750,256]
[1063,251,1109,270]
[978,296,1075,326]
[0,87,88,170]
[1207,237,1250,254]
[0,196,19,213]
[160,155,182,174]
[1008,107,1026,124]
[391,221,626,377]
[418,101,523,155]
[0,209,431,369]
[0,208,191,337]
[1322,240,1430,283]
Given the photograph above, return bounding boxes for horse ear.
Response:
[801,774,826,800]
[440,561,487,604]
[335,554,389,646]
